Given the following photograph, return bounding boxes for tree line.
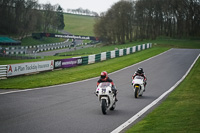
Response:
[94,0,200,44]
[0,0,65,40]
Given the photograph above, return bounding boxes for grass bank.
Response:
[64,13,95,36]
[21,37,66,46]
[126,57,200,133]
[0,47,169,89]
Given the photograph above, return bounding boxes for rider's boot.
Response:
[143,82,147,92]
[113,90,118,102]
[115,96,118,102]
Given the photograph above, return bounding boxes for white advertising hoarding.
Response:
[7,60,54,77]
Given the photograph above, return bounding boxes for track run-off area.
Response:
[0,48,199,133]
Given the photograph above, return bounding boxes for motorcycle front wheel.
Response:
[101,99,107,114]
[135,87,140,98]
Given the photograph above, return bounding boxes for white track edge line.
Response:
[0,49,172,95]
[111,53,200,133]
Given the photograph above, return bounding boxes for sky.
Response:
[38,0,121,14]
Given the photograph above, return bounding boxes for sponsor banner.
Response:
[7,61,54,77]
[54,58,82,69]
[54,34,96,40]
[32,33,99,41]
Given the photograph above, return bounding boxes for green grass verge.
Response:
[0,47,169,89]
[126,57,200,133]
[152,37,200,49]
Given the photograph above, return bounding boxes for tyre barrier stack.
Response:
[0,43,152,79]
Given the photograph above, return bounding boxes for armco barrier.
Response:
[0,65,7,79]
[115,50,119,57]
[101,52,106,61]
[111,50,115,58]
[106,52,111,59]
[88,54,95,64]
[123,49,126,56]
[82,56,88,65]
[95,54,101,62]
[119,49,123,56]
[127,48,130,55]
[4,40,69,55]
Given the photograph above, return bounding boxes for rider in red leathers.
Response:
[97,71,118,101]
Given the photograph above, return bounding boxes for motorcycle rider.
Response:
[97,71,118,101]
[132,68,147,91]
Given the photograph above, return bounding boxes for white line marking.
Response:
[111,53,200,133]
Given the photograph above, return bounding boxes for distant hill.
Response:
[63,13,95,36]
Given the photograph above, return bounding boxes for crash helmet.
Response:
[137,68,144,74]
[100,71,108,81]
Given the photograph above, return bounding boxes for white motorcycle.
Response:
[132,75,145,98]
[95,82,116,115]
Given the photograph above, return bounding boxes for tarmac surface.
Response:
[0,48,199,133]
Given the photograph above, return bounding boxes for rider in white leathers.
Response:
[132,68,147,91]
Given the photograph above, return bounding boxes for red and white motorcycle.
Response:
[95,82,116,115]
[132,75,145,98]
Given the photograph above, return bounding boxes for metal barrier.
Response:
[0,65,7,79]
[4,39,69,55]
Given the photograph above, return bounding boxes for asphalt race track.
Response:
[0,49,199,133]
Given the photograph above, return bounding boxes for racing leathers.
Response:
[97,77,118,101]
[132,72,147,90]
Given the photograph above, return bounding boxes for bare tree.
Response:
[94,1,134,44]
